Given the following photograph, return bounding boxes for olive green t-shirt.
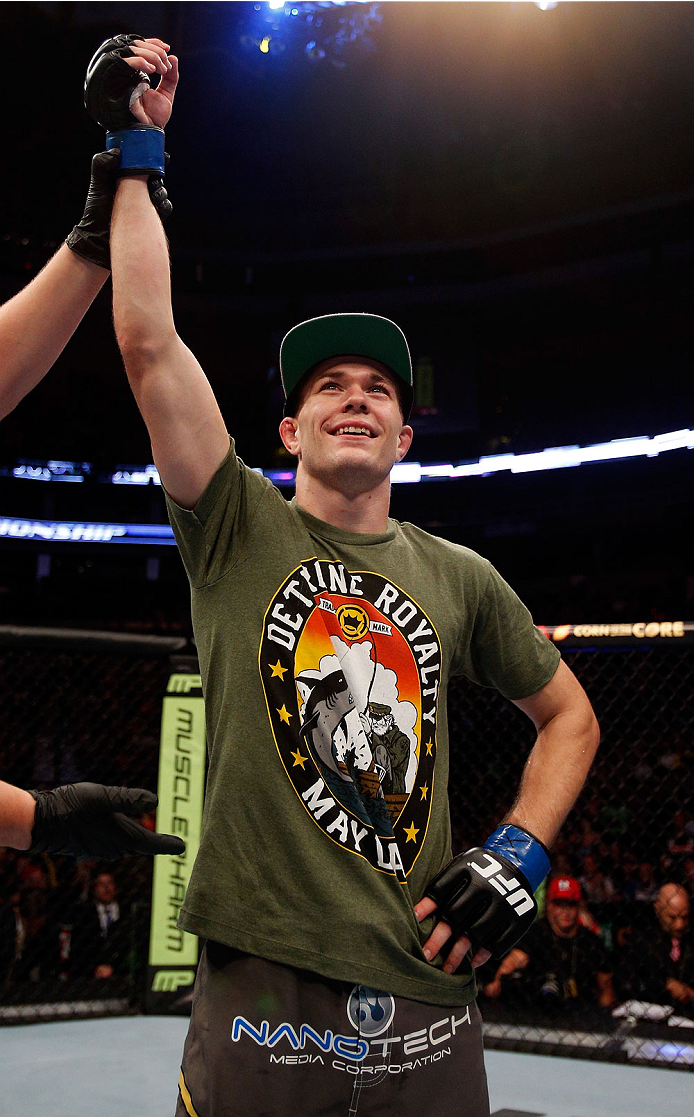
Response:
[166,442,560,1006]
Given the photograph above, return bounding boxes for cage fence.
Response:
[1,624,693,1072]
[0,628,184,1023]
[449,635,694,1070]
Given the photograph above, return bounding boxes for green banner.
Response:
[147,660,206,1010]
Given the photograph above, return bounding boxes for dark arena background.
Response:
[1,2,693,1114]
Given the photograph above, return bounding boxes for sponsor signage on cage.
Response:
[539,621,692,647]
[147,663,206,1012]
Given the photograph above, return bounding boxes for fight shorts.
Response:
[176,941,490,1117]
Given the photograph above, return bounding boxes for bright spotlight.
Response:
[239,2,383,65]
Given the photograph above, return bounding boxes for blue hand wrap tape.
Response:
[483,824,550,893]
[106,126,165,175]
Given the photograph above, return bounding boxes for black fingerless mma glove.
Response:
[85,33,152,130]
[425,825,550,959]
[84,33,167,178]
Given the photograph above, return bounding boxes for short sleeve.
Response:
[464,562,560,700]
[165,438,274,588]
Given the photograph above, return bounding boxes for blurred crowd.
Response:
[0,842,154,1004]
[2,797,693,1022]
[474,801,694,1023]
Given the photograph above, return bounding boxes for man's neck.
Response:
[295,471,392,533]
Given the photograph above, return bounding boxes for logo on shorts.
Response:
[346,985,396,1038]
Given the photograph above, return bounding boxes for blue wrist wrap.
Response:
[106,126,165,175]
[483,824,550,893]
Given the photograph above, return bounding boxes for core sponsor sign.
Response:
[539,621,691,648]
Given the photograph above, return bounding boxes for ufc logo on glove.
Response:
[470,852,535,916]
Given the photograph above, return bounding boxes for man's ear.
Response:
[279,416,300,457]
[395,424,414,463]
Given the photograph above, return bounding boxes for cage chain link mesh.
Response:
[0,645,169,1022]
[449,646,694,1070]
[1,639,693,1071]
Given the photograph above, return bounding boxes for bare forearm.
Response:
[0,781,35,849]
[496,947,529,979]
[0,245,107,420]
[111,176,176,353]
[597,972,616,1008]
[507,660,600,849]
[506,702,599,848]
[110,175,228,508]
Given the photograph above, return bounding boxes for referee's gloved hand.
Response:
[66,146,172,270]
[415,824,550,971]
[66,149,121,270]
[28,782,185,860]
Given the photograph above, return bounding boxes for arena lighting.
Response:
[239,2,382,64]
[0,518,176,545]
[0,427,690,545]
[2,429,692,490]
[11,461,87,482]
[111,465,161,486]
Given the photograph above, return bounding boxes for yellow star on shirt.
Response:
[425,740,434,756]
[404,822,420,843]
[290,748,308,769]
[420,783,429,801]
[277,705,292,724]
[269,660,288,680]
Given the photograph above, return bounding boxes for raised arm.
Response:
[0,38,173,422]
[109,50,228,509]
[0,246,107,421]
[111,175,229,509]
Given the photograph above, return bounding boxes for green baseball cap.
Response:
[280,313,413,419]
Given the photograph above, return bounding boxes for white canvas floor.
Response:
[0,1016,691,1116]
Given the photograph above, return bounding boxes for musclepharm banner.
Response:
[147,667,206,1010]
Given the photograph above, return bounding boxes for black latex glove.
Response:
[66,149,173,269]
[29,782,185,860]
[66,148,121,269]
[147,151,172,221]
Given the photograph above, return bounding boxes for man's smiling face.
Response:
[279,357,413,497]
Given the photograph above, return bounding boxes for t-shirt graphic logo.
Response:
[336,603,370,640]
[259,559,441,879]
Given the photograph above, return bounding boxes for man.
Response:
[70,870,130,987]
[482,876,615,1013]
[368,700,411,797]
[0,37,184,862]
[579,851,617,906]
[106,40,599,1117]
[618,882,694,1011]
